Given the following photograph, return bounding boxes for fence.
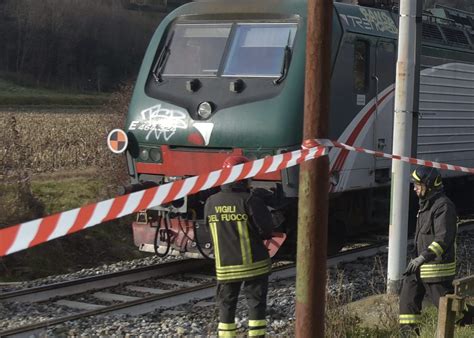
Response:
[437,275,474,338]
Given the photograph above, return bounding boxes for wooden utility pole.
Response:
[295,0,332,337]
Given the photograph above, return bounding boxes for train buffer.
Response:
[436,275,474,338]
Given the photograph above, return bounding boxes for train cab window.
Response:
[353,40,370,93]
[222,23,297,77]
[162,24,232,76]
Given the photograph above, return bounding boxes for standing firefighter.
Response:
[204,156,274,337]
[399,166,458,335]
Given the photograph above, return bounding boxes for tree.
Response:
[0,0,161,91]
[0,0,472,91]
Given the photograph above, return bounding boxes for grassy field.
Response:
[0,85,137,280]
[0,81,131,226]
[0,78,109,106]
[0,172,145,281]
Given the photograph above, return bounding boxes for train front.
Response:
[125,0,307,258]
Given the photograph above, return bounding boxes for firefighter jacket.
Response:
[414,191,457,282]
[204,184,274,282]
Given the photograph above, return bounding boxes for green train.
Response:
[122,0,474,258]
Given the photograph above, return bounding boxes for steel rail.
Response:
[0,243,400,338]
[2,222,472,337]
[0,259,212,303]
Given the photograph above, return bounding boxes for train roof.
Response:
[334,2,474,52]
[334,2,398,39]
[422,5,474,50]
[161,1,473,52]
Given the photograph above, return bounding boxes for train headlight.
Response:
[197,101,213,119]
[139,148,149,161]
[149,148,162,162]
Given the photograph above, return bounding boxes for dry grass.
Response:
[324,269,399,337]
[0,83,150,280]
[1,111,122,174]
[0,83,133,226]
[0,108,128,225]
[0,82,132,175]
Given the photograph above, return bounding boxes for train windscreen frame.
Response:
[160,22,298,78]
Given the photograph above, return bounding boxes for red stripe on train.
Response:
[331,89,395,174]
[136,146,281,181]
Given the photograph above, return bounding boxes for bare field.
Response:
[0,109,126,175]
[0,107,129,226]
[0,92,146,280]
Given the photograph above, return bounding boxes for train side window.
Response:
[354,40,370,93]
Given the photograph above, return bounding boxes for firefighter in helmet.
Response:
[204,155,274,337]
[399,166,470,335]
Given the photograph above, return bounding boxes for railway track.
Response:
[0,259,211,303]
[1,221,472,338]
[0,242,389,338]
[0,259,214,338]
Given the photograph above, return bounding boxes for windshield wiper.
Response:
[152,31,174,83]
[273,31,293,85]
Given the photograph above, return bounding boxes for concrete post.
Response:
[386,0,422,295]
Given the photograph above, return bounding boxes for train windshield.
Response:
[160,22,297,78]
[223,23,297,77]
[162,24,232,76]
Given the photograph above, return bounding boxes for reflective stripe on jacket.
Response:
[415,192,457,282]
[204,184,273,282]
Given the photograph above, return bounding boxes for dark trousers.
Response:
[216,275,268,336]
[399,273,453,334]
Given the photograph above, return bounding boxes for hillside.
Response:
[0,0,472,94]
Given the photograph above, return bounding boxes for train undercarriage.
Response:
[130,181,396,259]
[130,173,474,260]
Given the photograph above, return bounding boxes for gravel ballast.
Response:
[1,229,473,336]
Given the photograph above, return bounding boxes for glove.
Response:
[403,255,426,276]
[251,188,276,207]
[251,188,274,199]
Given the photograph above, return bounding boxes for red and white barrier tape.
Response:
[310,139,474,174]
[0,145,326,256]
[1,139,473,257]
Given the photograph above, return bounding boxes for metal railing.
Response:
[436,275,474,338]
